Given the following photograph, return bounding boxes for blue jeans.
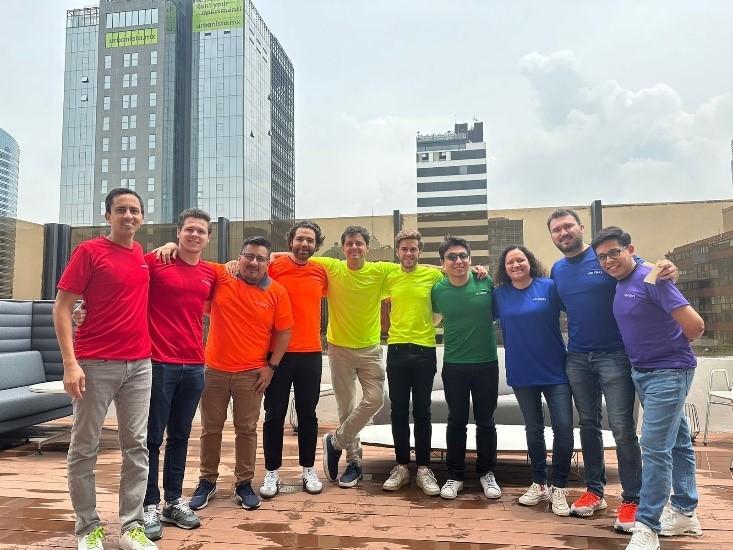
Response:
[632,368,698,532]
[566,352,641,502]
[513,384,574,487]
[144,363,205,506]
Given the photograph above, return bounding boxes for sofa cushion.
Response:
[32,301,64,381]
[0,387,72,423]
[0,351,46,390]
[0,301,32,353]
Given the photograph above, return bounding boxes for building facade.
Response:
[416,121,489,264]
[59,0,294,225]
[0,128,20,218]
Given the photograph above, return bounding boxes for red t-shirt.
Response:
[268,256,327,352]
[57,237,151,360]
[146,253,216,364]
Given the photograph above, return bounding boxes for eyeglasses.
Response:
[445,252,469,261]
[241,253,269,263]
[597,247,626,263]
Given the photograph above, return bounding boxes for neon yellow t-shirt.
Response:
[383,266,445,347]
[310,256,400,348]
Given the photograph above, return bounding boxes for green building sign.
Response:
[105,28,159,48]
[192,0,244,32]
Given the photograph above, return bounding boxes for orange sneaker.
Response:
[570,491,608,517]
[614,501,638,533]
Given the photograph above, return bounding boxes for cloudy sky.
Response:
[2,0,733,223]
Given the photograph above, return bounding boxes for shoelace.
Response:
[617,502,637,518]
[527,482,544,494]
[172,500,194,515]
[483,473,497,486]
[444,480,459,490]
[126,527,151,544]
[388,466,404,479]
[84,527,105,546]
[303,468,319,483]
[418,469,437,484]
[575,491,600,506]
[143,507,158,525]
[629,529,656,545]
[263,471,279,486]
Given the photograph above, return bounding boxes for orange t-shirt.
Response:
[205,263,294,372]
[269,256,327,352]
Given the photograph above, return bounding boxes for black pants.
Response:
[263,351,322,470]
[387,344,437,466]
[442,361,499,481]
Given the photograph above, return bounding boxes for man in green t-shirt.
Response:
[315,226,401,488]
[431,236,501,501]
[381,229,444,496]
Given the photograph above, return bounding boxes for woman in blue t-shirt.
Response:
[492,245,574,517]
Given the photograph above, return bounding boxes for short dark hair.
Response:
[105,188,143,215]
[395,228,423,250]
[341,225,370,246]
[547,208,581,229]
[287,220,325,250]
[590,226,632,251]
[493,245,547,287]
[177,208,211,233]
[240,235,272,254]
[438,235,471,261]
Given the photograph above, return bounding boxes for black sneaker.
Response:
[161,498,201,529]
[322,433,342,482]
[235,481,261,510]
[338,461,362,488]
[189,479,217,510]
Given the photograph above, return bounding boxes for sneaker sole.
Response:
[484,491,502,500]
[613,520,634,533]
[144,527,163,541]
[571,502,608,517]
[382,480,409,491]
[189,488,217,511]
[518,495,550,506]
[159,516,200,530]
[338,476,362,488]
[440,492,459,500]
[551,505,571,517]
[259,487,279,499]
[236,497,262,510]
[322,434,338,482]
[303,480,323,495]
[416,483,441,496]
[659,528,703,537]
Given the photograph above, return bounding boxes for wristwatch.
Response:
[268,362,279,371]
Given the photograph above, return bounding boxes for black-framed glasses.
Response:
[597,247,626,263]
[241,253,269,263]
[445,252,469,261]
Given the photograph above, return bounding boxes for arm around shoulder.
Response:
[671,305,705,341]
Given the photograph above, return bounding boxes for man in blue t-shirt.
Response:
[547,209,677,532]
[592,226,703,550]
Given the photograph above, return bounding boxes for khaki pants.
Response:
[68,359,152,536]
[328,344,385,464]
[199,367,262,484]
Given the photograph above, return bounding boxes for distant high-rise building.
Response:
[59,0,294,225]
[0,127,20,218]
[415,121,489,265]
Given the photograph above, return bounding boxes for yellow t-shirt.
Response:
[383,266,445,347]
[310,256,400,348]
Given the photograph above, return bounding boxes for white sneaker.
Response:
[415,467,440,496]
[518,482,549,506]
[550,486,570,517]
[440,479,464,499]
[479,472,502,499]
[659,507,702,537]
[302,467,323,494]
[382,464,410,491]
[259,470,280,498]
[78,526,105,550]
[119,526,158,549]
[626,523,660,550]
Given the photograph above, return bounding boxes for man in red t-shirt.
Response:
[53,188,156,550]
[259,220,328,499]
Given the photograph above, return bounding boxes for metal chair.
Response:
[703,368,733,446]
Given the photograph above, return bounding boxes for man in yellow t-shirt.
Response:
[313,226,400,488]
[380,229,444,497]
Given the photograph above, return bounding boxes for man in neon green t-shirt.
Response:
[315,226,401,488]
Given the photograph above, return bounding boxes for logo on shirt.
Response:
[624,293,636,299]
[201,279,212,287]
[140,264,149,269]
[532,297,548,302]
[474,289,490,296]
[586,269,604,276]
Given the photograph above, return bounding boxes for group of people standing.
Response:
[53,188,703,550]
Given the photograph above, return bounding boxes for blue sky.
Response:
[2,0,733,223]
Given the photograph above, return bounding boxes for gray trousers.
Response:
[67,359,152,536]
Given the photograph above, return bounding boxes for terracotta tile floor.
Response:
[0,420,731,549]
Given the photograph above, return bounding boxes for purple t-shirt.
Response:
[612,264,696,370]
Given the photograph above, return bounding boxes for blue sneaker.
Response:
[189,479,217,510]
[235,481,261,510]
[322,433,342,482]
[338,461,362,488]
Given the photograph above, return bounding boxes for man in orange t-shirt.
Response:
[188,236,293,513]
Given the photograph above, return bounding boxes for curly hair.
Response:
[493,245,547,287]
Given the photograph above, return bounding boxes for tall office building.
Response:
[59,0,294,225]
[416,121,489,265]
[0,128,20,218]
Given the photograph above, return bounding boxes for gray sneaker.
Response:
[142,504,162,541]
[161,499,201,530]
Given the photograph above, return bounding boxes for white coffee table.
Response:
[28,381,71,453]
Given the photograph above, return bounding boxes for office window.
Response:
[123,74,129,88]
[128,178,136,190]
[131,73,137,87]
[148,198,155,214]
[149,113,156,128]
[147,177,155,191]
[123,53,130,67]
[149,92,156,107]
[131,10,139,26]
[150,71,157,86]
[122,115,129,130]
[104,75,111,89]
[129,136,137,150]
[103,96,110,110]
[148,155,156,170]
[102,137,109,152]
[131,52,138,67]
[112,12,120,28]
[130,94,137,108]
[103,117,110,131]
[125,11,132,27]
[129,157,136,171]
[101,159,109,173]
[130,114,137,129]
[106,14,112,29]
[148,134,156,149]
[100,201,105,216]
[101,179,108,193]
[122,136,129,150]
[152,8,158,24]
[121,158,128,172]
[123,95,129,109]
[121,178,127,188]
[150,50,158,65]
[104,55,111,69]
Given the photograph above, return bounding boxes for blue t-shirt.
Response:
[550,246,626,353]
[493,278,568,387]
[613,264,696,370]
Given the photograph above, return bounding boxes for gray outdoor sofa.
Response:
[0,300,72,435]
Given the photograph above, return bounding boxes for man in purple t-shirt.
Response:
[591,226,705,550]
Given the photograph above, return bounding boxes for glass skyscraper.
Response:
[0,128,20,218]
